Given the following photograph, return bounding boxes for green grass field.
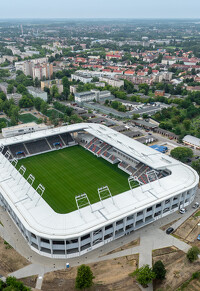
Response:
[19,113,38,124]
[18,146,130,213]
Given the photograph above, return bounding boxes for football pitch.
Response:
[18,146,130,213]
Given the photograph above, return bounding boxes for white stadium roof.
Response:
[0,123,199,239]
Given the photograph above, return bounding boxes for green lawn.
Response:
[18,146,130,213]
[19,113,38,124]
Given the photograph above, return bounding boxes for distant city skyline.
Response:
[1,0,200,19]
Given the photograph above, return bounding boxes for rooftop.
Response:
[0,123,198,239]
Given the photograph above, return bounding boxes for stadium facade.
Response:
[0,123,198,258]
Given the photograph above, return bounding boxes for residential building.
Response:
[41,79,63,94]
[75,90,111,103]
[7,93,22,105]
[71,73,93,84]
[27,86,48,101]
[99,76,124,88]
[32,63,53,80]
[155,90,165,97]
[0,82,9,94]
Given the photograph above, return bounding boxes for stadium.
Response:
[0,123,198,258]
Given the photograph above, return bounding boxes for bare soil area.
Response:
[173,211,200,247]
[176,277,200,291]
[0,237,30,277]
[42,254,140,291]
[102,238,140,256]
[20,275,37,289]
[153,247,200,291]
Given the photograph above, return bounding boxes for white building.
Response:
[75,90,111,103]
[27,86,48,101]
[183,135,200,150]
[0,123,198,258]
[7,93,22,105]
[71,73,93,84]
[2,122,49,138]
[99,76,124,88]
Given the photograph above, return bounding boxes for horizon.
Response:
[1,0,200,19]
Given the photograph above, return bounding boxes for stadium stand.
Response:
[25,139,50,155]
[59,133,74,145]
[2,146,8,156]
[9,143,28,158]
[47,135,63,148]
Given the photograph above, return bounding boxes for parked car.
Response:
[197,234,200,241]
[179,208,186,214]
[166,227,174,234]
[193,202,199,209]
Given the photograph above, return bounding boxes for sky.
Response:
[1,0,200,19]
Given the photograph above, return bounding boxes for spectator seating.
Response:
[47,135,63,147]
[9,143,28,157]
[25,139,51,155]
[60,133,74,145]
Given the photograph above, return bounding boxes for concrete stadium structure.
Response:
[0,123,198,258]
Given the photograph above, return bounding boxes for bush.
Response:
[153,260,166,280]
[75,265,94,289]
[192,271,200,280]
[187,246,200,262]
[133,264,156,287]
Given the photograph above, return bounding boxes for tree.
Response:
[34,77,40,88]
[142,113,149,119]
[171,147,193,162]
[16,84,27,94]
[187,246,200,262]
[153,261,166,280]
[75,264,94,289]
[132,114,140,120]
[19,95,34,108]
[138,83,149,95]
[40,102,49,115]
[192,159,200,175]
[34,97,43,111]
[6,276,31,290]
[133,265,156,287]
[183,119,191,131]
[7,84,14,94]
[51,85,59,98]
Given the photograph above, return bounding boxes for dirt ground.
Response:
[173,212,200,245]
[0,237,30,277]
[177,277,200,291]
[153,247,200,291]
[42,254,140,291]
[102,238,140,256]
[20,275,37,289]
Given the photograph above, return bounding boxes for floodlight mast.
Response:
[128,175,144,193]
[17,165,26,185]
[35,184,45,206]
[75,193,92,216]
[0,144,4,153]
[98,186,115,205]
[146,170,161,187]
